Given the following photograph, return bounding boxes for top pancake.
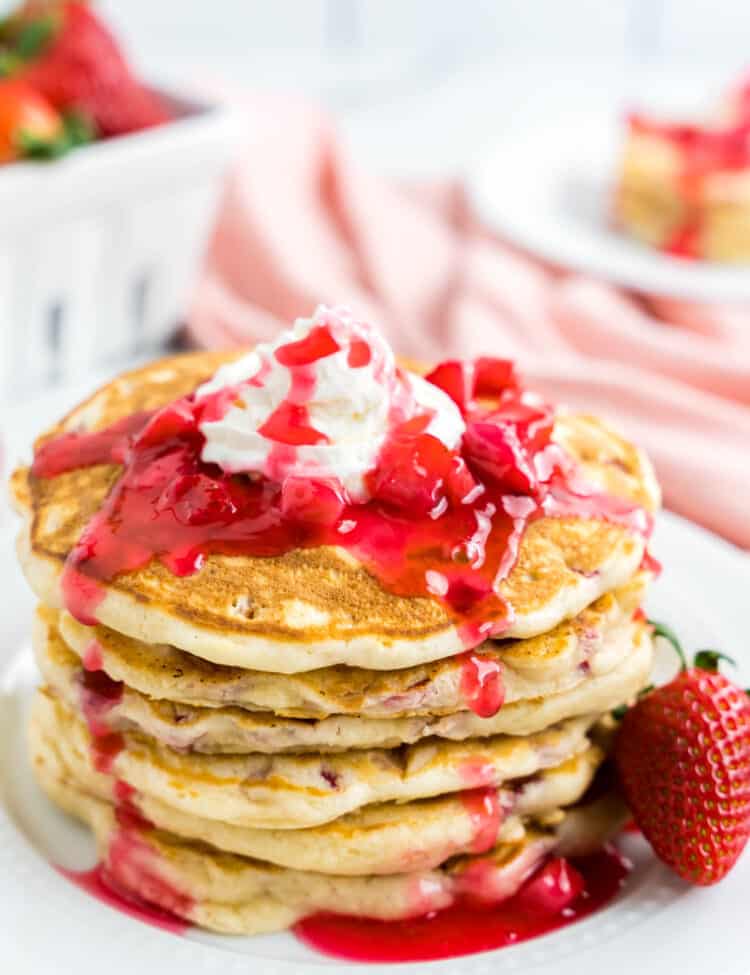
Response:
[12,352,660,673]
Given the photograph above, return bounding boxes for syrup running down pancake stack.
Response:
[13,307,661,936]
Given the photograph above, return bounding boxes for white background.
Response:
[89,0,750,176]
[0,2,737,174]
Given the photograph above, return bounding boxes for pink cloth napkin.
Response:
[189,97,750,549]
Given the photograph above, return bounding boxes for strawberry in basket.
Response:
[1,1,170,137]
[0,77,81,161]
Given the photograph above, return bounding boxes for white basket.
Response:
[0,88,238,402]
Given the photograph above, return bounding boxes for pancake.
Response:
[31,701,608,874]
[33,690,600,829]
[38,612,653,753]
[50,571,649,720]
[12,352,660,674]
[33,755,627,935]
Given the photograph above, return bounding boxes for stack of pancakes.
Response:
[12,353,661,935]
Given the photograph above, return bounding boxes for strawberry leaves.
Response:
[18,108,93,158]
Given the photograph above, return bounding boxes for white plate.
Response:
[0,507,749,974]
[468,111,750,302]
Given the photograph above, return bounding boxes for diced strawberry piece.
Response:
[259,402,329,446]
[425,358,521,415]
[157,473,238,527]
[369,433,449,515]
[194,385,243,425]
[369,419,480,515]
[473,357,521,398]
[280,478,346,526]
[516,858,584,914]
[395,413,433,437]
[134,399,196,448]
[463,420,535,495]
[463,394,554,495]
[347,339,371,368]
[424,361,476,414]
[445,455,480,504]
[274,325,340,367]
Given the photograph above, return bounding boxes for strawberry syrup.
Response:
[460,652,505,717]
[31,341,650,650]
[75,642,126,769]
[461,788,505,852]
[57,864,191,935]
[294,845,631,963]
[57,785,192,934]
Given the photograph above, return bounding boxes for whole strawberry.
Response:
[615,626,750,885]
[11,1,169,136]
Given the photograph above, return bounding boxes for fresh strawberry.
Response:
[0,77,62,161]
[15,2,169,136]
[614,625,750,885]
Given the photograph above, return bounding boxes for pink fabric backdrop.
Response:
[188,97,750,549]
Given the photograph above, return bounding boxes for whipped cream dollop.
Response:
[196,306,465,501]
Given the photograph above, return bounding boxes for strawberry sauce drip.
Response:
[113,780,152,832]
[76,651,125,772]
[461,788,504,853]
[31,358,651,650]
[57,864,191,935]
[32,412,152,478]
[459,758,497,788]
[294,846,631,963]
[640,549,662,577]
[61,567,104,626]
[57,778,191,934]
[259,324,335,467]
[77,667,123,739]
[82,640,104,672]
[459,652,505,717]
[56,815,191,936]
[89,732,125,774]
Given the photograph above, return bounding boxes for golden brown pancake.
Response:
[32,737,627,936]
[30,698,608,875]
[48,571,649,721]
[33,690,601,830]
[38,610,653,753]
[12,352,660,673]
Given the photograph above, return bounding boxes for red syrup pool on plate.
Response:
[31,342,651,652]
[294,845,631,963]
[57,785,193,935]
[57,864,191,935]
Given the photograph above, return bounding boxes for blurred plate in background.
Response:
[469,110,750,302]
